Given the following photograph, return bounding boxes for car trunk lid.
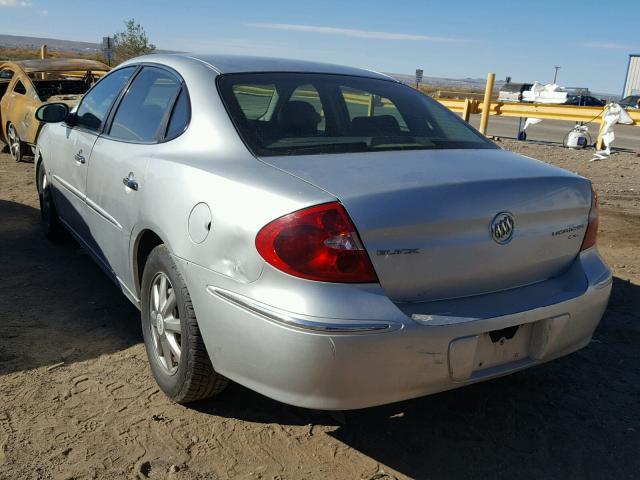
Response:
[260,148,592,302]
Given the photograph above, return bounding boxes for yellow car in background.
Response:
[0,58,109,162]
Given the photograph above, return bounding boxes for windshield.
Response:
[217,73,496,156]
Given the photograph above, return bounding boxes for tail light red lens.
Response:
[255,202,379,283]
[580,187,599,251]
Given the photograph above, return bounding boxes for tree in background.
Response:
[113,19,155,63]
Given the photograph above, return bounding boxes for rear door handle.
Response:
[122,172,138,191]
[74,150,85,164]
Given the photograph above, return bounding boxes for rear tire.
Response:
[141,245,228,403]
[37,162,66,242]
[7,123,25,163]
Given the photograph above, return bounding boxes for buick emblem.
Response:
[490,212,515,244]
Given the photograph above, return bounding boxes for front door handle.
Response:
[74,150,85,164]
[122,172,138,191]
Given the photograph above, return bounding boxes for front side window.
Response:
[0,69,14,80]
[109,66,181,142]
[218,73,495,156]
[75,66,135,132]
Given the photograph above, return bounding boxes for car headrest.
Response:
[351,115,401,136]
[278,101,321,135]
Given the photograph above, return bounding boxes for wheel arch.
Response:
[35,149,44,192]
[133,228,166,298]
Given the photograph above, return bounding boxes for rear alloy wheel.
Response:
[141,245,228,403]
[149,272,182,375]
[7,123,25,163]
[37,162,65,242]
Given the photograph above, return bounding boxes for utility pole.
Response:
[553,65,561,84]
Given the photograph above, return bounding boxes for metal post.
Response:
[40,45,48,80]
[367,94,375,117]
[479,72,495,135]
[553,66,561,84]
[517,117,523,139]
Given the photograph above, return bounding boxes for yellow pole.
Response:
[479,72,495,135]
[462,99,472,122]
[596,115,607,150]
[367,94,375,117]
[40,45,48,80]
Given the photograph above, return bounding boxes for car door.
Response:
[0,68,16,142]
[47,66,136,246]
[85,65,184,294]
[2,76,31,140]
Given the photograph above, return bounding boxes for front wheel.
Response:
[7,123,25,163]
[141,245,228,403]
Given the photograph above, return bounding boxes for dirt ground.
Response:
[0,141,638,480]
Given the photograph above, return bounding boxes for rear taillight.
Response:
[255,202,378,283]
[580,187,599,251]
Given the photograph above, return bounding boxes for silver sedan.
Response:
[34,54,611,410]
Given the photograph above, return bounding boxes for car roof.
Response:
[125,53,397,82]
[4,58,110,72]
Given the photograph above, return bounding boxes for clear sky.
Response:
[1,0,638,94]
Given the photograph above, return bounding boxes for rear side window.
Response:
[0,69,14,80]
[75,66,135,132]
[218,72,495,156]
[165,88,190,139]
[109,66,181,142]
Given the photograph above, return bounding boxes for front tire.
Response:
[141,245,228,403]
[7,123,25,163]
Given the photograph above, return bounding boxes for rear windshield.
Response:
[217,73,496,156]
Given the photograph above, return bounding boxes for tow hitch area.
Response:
[489,325,520,343]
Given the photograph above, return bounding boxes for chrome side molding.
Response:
[208,286,401,334]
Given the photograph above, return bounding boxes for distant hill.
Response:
[0,33,178,54]
[0,34,100,52]
[388,72,505,91]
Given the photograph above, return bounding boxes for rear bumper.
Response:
[176,248,612,410]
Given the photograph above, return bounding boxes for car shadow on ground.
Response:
[193,277,639,479]
[0,200,141,375]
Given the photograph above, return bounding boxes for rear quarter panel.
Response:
[126,56,333,297]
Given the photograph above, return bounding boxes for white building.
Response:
[622,54,640,97]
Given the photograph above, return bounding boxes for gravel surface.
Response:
[0,142,638,480]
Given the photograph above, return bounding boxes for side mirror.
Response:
[35,103,70,123]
